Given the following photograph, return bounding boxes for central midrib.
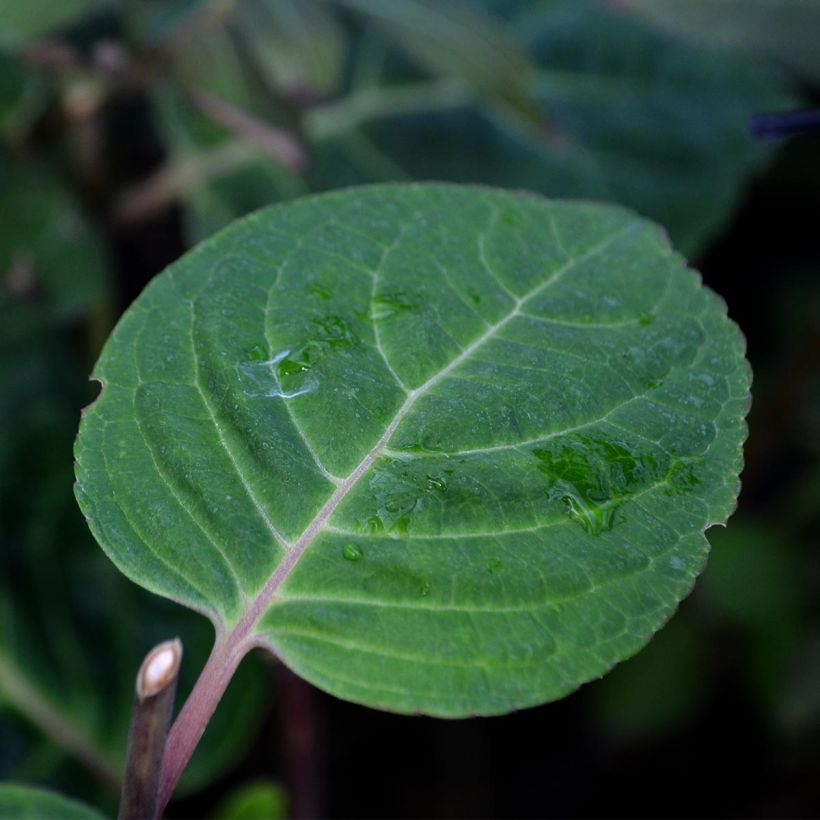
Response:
[227,222,631,648]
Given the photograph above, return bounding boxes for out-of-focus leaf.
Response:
[173,26,252,113]
[307,0,794,255]
[213,780,287,820]
[0,783,103,819]
[0,54,46,142]
[150,87,307,242]
[0,0,101,46]
[778,636,820,734]
[331,0,541,123]
[124,0,212,47]
[704,522,804,630]
[233,0,346,100]
[590,618,707,739]
[619,0,820,84]
[0,152,106,320]
[703,521,806,707]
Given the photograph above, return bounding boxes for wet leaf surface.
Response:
[75,183,750,715]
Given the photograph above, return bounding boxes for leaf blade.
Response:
[75,183,750,715]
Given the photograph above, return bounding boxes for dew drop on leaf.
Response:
[342,543,363,561]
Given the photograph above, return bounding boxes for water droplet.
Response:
[666,460,702,493]
[425,474,448,492]
[342,543,363,561]
[418,581,431,597]
[487,557,502,574]
[366,291,417,321]
[638,313,654,326]
[236,349,318,399]
[246,344,267,362]
[274,315,357,382]
[533,435,668,535]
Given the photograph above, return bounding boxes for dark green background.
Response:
[1,1,819,817]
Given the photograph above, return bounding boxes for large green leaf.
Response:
[620,0,820,84]
[0,783,103,819]
[75,183,750,716]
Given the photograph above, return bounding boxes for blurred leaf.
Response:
[156,0,794,257]
[233,0,346,101]
[619,0,820,84]
[0,783,103,819]
[331,0,542,123]
[777,635,820,734]
[213,780,287,820]
[704,522,805,629]
[307,0,794,255]
[703,521,807,708]
[124,0,213,46]
[173,25,253,113]
[0,54,47,143]
[0,0,102,46]
[0,152,106,320]
[590,618,707,739]
[149,86,307,242]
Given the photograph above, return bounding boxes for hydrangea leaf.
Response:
[75,183,750,716]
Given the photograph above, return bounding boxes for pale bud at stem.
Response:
[119,639,182,820]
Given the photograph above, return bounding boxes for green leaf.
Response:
[0,152,107,321]
[619,0,820,84]
[0,0,101,46]
[0,783,104,819]
[590,617,706,738]
[75,183,750,716]
[213,780,287,820]
[234,0,346,100]
[331,0,541,123]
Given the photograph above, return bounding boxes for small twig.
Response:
[113,139,256,225]
[187,88,309,171]
[119,639,183,820]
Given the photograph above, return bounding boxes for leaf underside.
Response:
[75,184,750,716]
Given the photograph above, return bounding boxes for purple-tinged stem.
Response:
[119,639,182,820]
[156,633,248,815]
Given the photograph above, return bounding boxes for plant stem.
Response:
[119,640,182,820]
[157,634,248,815]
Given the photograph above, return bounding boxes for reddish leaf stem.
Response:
[157,633,247,815]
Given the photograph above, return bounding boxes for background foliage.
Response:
[1,0,818,816]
